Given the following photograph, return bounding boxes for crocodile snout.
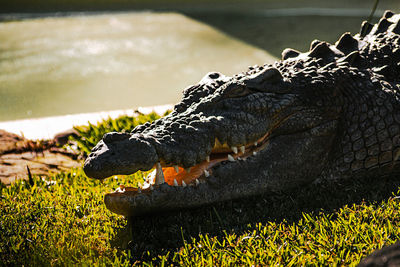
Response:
[83,134,158,179]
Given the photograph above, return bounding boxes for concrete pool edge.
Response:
[0,104,173,140]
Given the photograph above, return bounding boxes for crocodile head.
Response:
[84,11,400,216]
[84,62,345,216]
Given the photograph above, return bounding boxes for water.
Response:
[0,12,275,121]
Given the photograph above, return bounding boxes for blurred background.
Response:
[0,0,399,121]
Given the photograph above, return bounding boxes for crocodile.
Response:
[84,11,400,217]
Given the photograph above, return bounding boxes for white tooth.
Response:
[253,151,257,156]
[173,165,179,173]
[120,186,125,192]
[182,181,187,187]
[254,141,258,146]
[240,146,245,153]
[146,170,156,184]
[231,146,238,154]
[150,184,154,190]
[185,167,191,173]
[174,179,179,186]
[137,187,142,193]
[228,154,235,162]
[195,179,200,186]
[116,187,125,193]
[204,170,210,177]
[206,156,210,162]
[155,162,165,185]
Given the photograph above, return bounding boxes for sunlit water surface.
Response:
[0,12,275,121]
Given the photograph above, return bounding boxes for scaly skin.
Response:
[84,11,400,217]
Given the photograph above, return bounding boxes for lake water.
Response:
[0,10,381,121]
[0,12,275,121]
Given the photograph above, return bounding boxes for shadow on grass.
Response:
[109,174,400,261]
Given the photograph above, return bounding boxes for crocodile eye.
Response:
[223,84,251,98]
[242,67,290,93]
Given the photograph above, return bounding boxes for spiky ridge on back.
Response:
[241,11,400,85]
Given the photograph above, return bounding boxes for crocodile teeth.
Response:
[185,167,191,173]
[195,179,200,186]
[204,170,210,177]
[173,165,179,173]
[206,156,210,162]
[155,162,165,185]
[231,146,238,154]
[240,146,245,153]
[182,181,187,187]
[254,141,258,146]
[228,154,235,162]
[174,179,179,186]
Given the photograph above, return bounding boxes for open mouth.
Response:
[112,131,271,195]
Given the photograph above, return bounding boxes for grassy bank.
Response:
[2,113,400,265]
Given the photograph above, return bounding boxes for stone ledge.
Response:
[0,104,173,140]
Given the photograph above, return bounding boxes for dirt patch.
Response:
[0,129,81,185]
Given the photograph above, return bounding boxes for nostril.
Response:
[103,132,131,144]
[209,72,220,79]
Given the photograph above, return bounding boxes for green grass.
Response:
[0,169,140,266]
[2,113,400,265]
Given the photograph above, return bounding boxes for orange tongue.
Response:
[162,156,227,186]
[162,163,207,186]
